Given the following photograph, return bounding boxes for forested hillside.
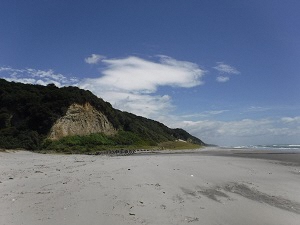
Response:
[0,79,205,152]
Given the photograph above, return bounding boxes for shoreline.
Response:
[1,149,300,224]
[136,147,300,166]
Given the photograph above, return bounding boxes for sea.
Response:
[223,144,300,153]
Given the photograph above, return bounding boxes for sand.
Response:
[1,148,300,225]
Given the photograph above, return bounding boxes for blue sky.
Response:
[1,0,299,146]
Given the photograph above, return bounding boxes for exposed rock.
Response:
[48,103,116,140]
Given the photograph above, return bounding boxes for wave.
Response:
[228,144,300,152]
[255,144,300,149]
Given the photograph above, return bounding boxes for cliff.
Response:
[48,103,116,140]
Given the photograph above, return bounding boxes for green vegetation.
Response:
[0,79,205,151]
[41,131,153,154]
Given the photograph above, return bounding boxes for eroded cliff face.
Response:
[48,103,116,140]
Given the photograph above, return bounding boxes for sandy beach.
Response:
[1,148,300,225]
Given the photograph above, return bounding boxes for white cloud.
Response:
[209,110,229,115]
[281,116,300,123]
[216,76,230,82]
[181,110,229,119]
[79,55,205,117]
[246,106,270,112]
[0,67,78,87]
[214,62,240,74]
[84,54,105,64]
[82,55,204,92]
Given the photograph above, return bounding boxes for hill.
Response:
[0,79,205,153]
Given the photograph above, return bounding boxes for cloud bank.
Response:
[167,116,300,146]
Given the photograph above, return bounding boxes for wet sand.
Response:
[1,149,300,225]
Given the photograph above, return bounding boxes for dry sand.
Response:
[1,148,300,225]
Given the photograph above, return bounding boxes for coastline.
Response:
[1,149,300,225]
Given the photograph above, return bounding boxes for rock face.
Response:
[48,103,116,140]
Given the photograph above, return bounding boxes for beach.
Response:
[1,148,300,225]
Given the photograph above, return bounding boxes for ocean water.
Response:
[229,144,300,153]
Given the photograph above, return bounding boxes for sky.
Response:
[0,0,299,146]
